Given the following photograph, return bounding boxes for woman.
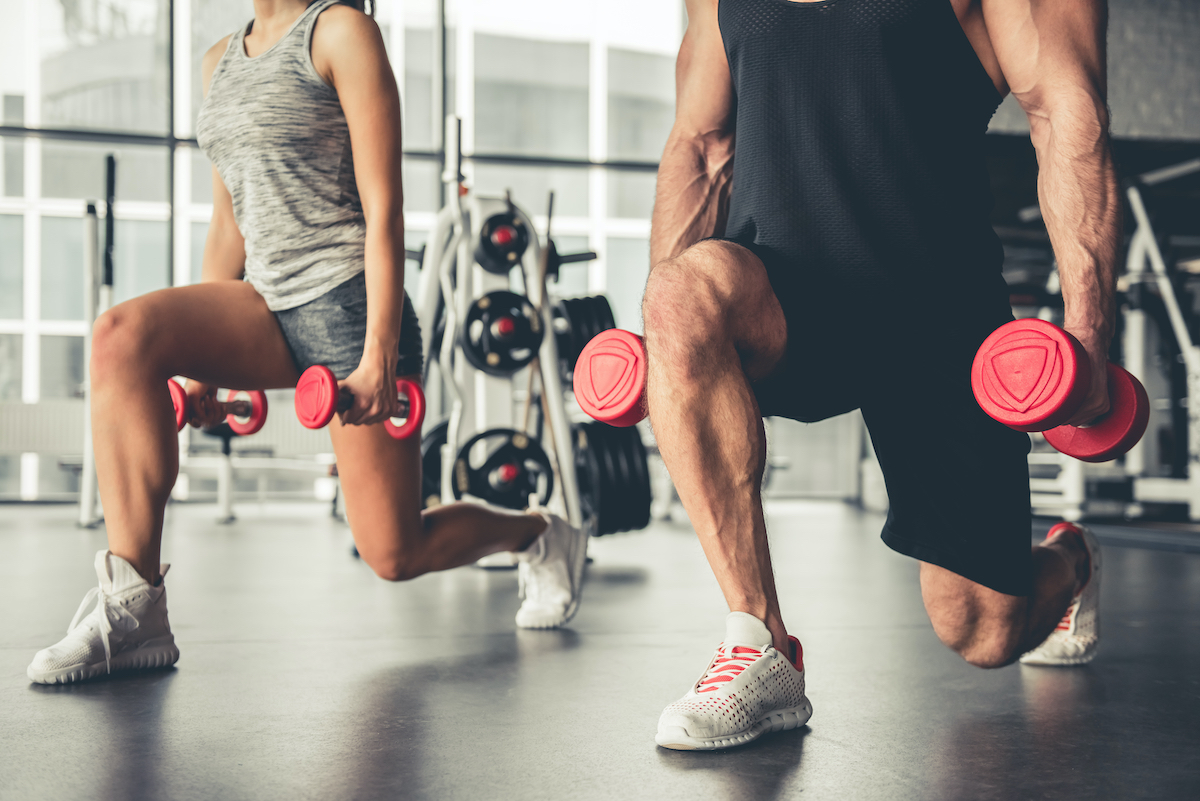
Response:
[28,0,587,685]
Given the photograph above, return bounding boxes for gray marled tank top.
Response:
[195,0,365,311]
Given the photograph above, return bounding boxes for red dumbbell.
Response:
[971,318,1149,462]
[293,365,426,440]
[573,329,648,427]
[167,378,269,436]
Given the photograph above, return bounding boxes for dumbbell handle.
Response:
[331,386,410,417]
[218,398,254,419]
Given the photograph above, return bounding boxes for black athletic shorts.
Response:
[736,240,1034,597]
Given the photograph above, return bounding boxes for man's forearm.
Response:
[1032,110,1121,346]
[650,129,735,267]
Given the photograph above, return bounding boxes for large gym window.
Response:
[0,0,684,499]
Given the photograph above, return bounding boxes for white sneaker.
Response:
[1021,522,1102,666]
[656,612,812,751]
[28,550,180,684]
[515,512,588,629]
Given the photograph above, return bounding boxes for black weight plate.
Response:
[573,425,602,534]
[461,291,543,376]
[554,301,575,368]
[595,295,616,332]
[579,297,602,348]
[606,425,636,532]
[589,423,624,535]
[421,419,449,509]
[474,214,529,275]
[617,425,652,531]
[452,428,554,510]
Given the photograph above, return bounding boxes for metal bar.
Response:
[167,0,176,288]
[78,206,100,528]
[0,127,660,173]
[518,202,581,525]
[1139,158,1200,187]
[0,125,190,147]
[104,156,116,288]
[1126,186,1200,371]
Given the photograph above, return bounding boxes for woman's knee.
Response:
[353,517,427,582]
[363,554,420,583]
[90,305,158,380]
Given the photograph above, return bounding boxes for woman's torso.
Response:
[196,0,366,312]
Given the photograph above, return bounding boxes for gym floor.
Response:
[2,501,1198,801]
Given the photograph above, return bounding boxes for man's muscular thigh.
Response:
[643,239,787,381]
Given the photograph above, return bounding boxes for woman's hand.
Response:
[184,380,225,429]
[339,346,399,426]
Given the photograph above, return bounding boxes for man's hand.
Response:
[1065,327,1110,427]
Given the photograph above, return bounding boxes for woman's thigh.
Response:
[95,280,300,389]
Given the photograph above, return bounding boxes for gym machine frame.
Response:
[1120,158,1200,518]
[78,156,117,529]
[413,117,583,527]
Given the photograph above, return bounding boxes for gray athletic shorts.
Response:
[273,271,424,380]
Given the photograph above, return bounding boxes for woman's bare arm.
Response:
[312,6,407,424]
[199,36,247,283]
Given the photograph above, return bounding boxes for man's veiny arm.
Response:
[984,0,1119,423]
[650,0,737,268]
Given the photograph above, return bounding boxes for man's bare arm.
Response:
[650,0,736,268]
[984,0,1119,424]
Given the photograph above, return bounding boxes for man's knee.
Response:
[927,605,1025,669]
[643,240,750,365]
[922,564,1027,669]
[953,635,1024,670]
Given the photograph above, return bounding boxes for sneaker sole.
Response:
[27,638,180,685]
[655,697,814,751]
[516,524,589,630]
[1019,650,1097,666]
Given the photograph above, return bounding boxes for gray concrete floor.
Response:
[1,500,1199,801]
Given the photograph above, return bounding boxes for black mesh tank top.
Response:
[719,0,1004,298]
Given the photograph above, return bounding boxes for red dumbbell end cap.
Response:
[972,319,1091,432]
[295,365,338,429]
[384,379,426,440]
[168,379,188,432]
[573,329,648,427]
[1044,364,1150,463]
[226,390,269,436]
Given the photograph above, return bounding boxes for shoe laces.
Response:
[67,585,135,675]
[696,644,763,694]
[1055,599,1078,632]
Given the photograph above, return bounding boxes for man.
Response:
[646,0,1117,750]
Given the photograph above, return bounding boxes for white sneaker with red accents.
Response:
[1021,522,1102,666]
[27,550,179,684]
[656,612,812,751]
